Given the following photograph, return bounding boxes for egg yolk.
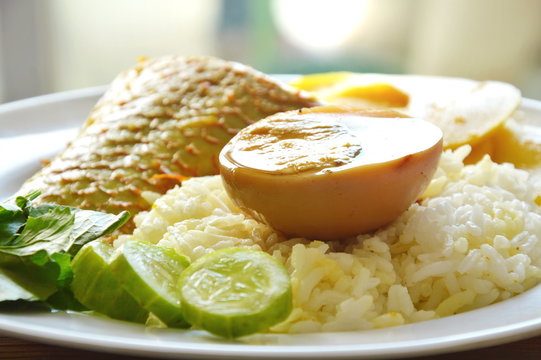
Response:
[219,106,443,240]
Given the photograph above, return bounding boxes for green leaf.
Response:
[50,252,73,288]
[0,250,85,310]
[0,206,129,257]
[0,191,130,308]
[0,202,26,244]
[46,288,88,311]
[1,207,75,256]
[69,210,130,255]
[0,269,40,302]
[0,256,59,301]
[0,191,42,244]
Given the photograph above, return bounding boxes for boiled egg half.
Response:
[219,106,443,240]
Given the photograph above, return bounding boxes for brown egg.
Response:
[219,106,443,240]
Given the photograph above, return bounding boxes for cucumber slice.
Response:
[179,248,292,338]
[110,240,191,328]
[71,241,148,323]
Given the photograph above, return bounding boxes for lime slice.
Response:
[179,248,292,338]
[71,241,148,323]
[110,240,191,328]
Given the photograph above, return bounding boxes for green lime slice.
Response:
[71,241,148,323]
[179,248,292,338]
[110,240,191,328]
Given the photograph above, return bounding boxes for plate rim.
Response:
[1,87,541,359]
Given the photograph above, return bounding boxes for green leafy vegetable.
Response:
[0,191,130,309]
[0,271,39,302]
[0,190,39,243]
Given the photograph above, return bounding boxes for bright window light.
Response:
[271,0,369,53]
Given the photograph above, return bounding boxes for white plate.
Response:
[1,88,541,359]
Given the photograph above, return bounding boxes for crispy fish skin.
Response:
[21,56,319,233]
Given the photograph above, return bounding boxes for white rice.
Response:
[115,146,541,333]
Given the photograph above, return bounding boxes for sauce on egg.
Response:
[219,106,443,240]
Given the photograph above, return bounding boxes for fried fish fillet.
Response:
[20,56,319,232]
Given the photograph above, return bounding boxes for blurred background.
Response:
[0,0,540,103]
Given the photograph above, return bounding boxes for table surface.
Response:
[1,333,540,360]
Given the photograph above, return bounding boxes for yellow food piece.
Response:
[292,73,523,163]
[219,106,443,240]
[326,83,409,108]
[292,72,409,108]
[468,119,541,167]
[289,72,352,92]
